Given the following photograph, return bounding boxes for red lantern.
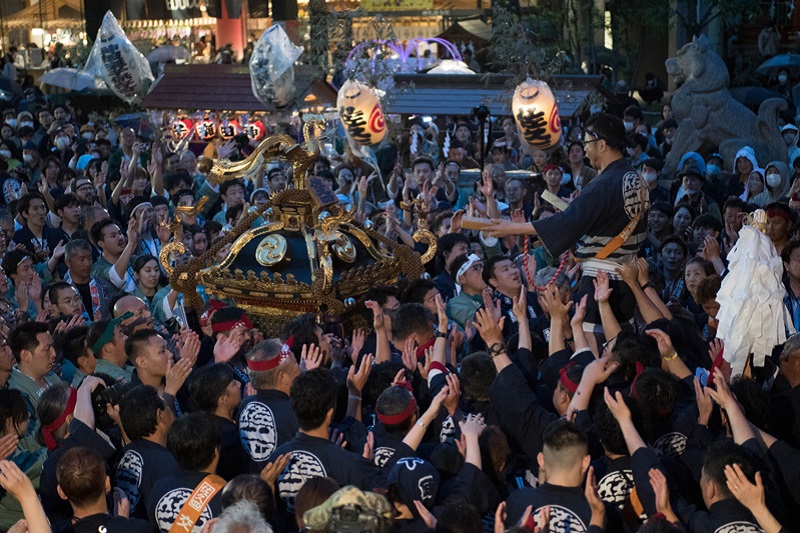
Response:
[246,120,265,141]
[196,116,217,141]
[171,116,193,139]
[219,119,241,140]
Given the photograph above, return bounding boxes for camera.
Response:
[91,381,127,427]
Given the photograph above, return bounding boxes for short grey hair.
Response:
[246,339,286,390]
[213,501,273,533]
[780,333,800,362]
[534,266,571,296]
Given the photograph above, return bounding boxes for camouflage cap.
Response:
[303,485,392,532]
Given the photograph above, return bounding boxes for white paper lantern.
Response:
[337,80,387,146]
[512,78,562,151]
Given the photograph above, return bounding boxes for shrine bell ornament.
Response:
[337,80,387,146]
[84,11,154,104]
[512,78,562,151]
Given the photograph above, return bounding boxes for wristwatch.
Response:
[433,330,447,339]
[488,342,507,357]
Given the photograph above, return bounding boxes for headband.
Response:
[42,387,77,451]
[543,164,561,174]
[16,256,32,267]
[199,300,227,328]
[131,201,153,216]
[558,364,579,395]
[416,338,436,360]
[90,311,134,354]
[246,335,294,372]
[767,206,793,225]
[456,254,481,281]
[377,385,417,425]
[211,314,254,333]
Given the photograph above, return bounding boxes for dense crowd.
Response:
[0,81,797,533]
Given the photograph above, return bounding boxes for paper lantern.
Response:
[196,116,217,140]
[337,80,387,146]
[219,119,241,140]
[171,116,193,139]
[512,78,562,151]
[83,11,154,104]
[246,120,265,141]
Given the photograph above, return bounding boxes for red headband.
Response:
[559,365,579,395]
[42,387,77,451]
[200,300,227,327]
[377,391,417,425]
[767,207,793,225]
[211,314,254,333]
[416,338,436,360]
[543,164,561,174]
[246,336,294,372]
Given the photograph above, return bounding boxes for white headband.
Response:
[456,254,482,281]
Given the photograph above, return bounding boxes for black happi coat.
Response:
[113,439,181,519]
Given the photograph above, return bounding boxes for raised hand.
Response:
[178,330,201,365]
[347,354,373,395]
[260,453,291,492]
[442,373,461,415]
[349,328,366,363]
[364,300,386,333]
[635,257,650,287]
[165,356,193,396]
[473,306,505,346]
[604,387,631,422]
[593,270,613,303]
[417,348,433,380]
[616,261,639,287]
[481,288,501,321]
[401,338,418,372]
[694,377,714,426]
[213,334,242,363]
[571,294,589,328]
[301,343,323,371]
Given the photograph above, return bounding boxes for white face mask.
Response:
[766,173,782,187]
[55,137,69,150]
[5,119,16,128]
[561,172,572,186]
[623,121,634,132]
[82,132,93,140]
[22,153,33,163]
[0,150,11,159]
[779,74,788,84]
[642,171,658,183]
[20,121,33,129]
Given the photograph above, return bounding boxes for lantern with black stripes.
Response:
[337,80,387,146]
[512,78,562,151]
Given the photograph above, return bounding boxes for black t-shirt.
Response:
[146,470,223,533]
[505,483,593,531]
[238,389,298,474]
[113,439,181,520]
[54,513,152,533]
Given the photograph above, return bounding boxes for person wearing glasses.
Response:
[485,113,649,340]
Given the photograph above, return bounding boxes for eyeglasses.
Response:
[583,130,603,145]
[601,335,618,354]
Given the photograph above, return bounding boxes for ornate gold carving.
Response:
[159,242,188,277]
[333,234,357,263]
[255,234,288,266]
[413,229,438,265]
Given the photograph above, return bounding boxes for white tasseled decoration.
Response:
[716,213,794,376]
[443,132,450,158]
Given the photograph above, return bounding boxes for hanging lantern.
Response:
[512,78,562,151]
[196,116,217,141]
[219,119,241,140]
[337,79,387,146]
[171,116,193,139]
[246,120,265,141]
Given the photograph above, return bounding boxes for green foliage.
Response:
[486,7,562,81]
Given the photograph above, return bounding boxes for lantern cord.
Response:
[522,236,569,292]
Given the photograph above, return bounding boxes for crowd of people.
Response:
[0,72,798,533]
